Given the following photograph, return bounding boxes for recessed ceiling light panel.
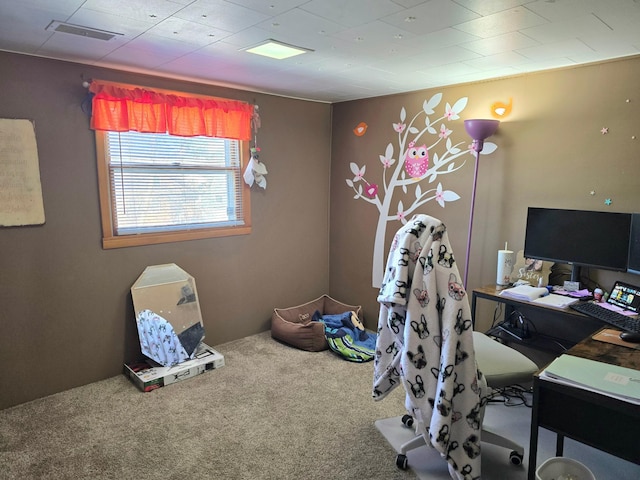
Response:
[243,39,312,60]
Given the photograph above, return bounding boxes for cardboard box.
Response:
[124,343,224,392]
[131,264,205,366]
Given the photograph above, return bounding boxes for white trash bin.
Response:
[536,457,595,480]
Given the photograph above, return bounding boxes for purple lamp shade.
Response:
[464,119,500,152]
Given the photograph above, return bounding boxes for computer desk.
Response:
[527,328,640,479]
[472,286,640,475]
[471,285,605,352]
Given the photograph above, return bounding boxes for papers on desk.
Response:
[540,354,640,404]
[499,285,549,302]
[531,293,580,309]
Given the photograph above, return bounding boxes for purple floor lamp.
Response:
[463,119,500,288]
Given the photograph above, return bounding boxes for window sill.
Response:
[102,225,251,249]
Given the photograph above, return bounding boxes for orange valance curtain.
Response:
[89,80,253,141]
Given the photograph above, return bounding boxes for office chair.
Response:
[373,214,538,478]
[393,331,538,470]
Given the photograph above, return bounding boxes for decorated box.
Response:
[124,343,224,392]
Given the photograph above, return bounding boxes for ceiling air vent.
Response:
[46,21,123,41]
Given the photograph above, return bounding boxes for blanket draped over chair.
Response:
[373,214,487,479]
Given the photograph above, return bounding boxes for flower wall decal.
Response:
[345,93,498,287]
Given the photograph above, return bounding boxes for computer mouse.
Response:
[619,331,640,343]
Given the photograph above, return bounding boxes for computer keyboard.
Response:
[570,302,640,333]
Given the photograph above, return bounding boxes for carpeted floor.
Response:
[2,331,638,479]
[0,331,413,480]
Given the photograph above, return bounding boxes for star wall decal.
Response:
[605,198,612,205]
[601,127,609,134]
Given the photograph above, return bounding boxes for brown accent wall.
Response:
[330,55,640,332]
[3,51,640,410]
[0,52,332,409]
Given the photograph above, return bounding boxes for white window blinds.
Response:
[104,131,244,235]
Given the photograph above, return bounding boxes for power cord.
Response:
[486,385,533,408]
[491,310,536,341]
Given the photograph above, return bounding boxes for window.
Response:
[96,130,250,249]
[88,79,254,249]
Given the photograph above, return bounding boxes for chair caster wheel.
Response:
[396,454,408,470]
[401,414,414,428]
[509,450,523,465]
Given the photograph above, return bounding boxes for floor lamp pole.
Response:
[463,149,481,288]
[462,119,500,290]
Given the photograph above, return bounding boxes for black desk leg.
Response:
[528,381,541,480]
[471,293,477,328]
[556,434,564,456]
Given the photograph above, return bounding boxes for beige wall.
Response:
[0,52,332,409]
[330,55,640,332]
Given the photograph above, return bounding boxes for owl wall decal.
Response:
[404,141,429,179]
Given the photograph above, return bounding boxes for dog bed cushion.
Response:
[271,294,362,351]
[313,310,376,362]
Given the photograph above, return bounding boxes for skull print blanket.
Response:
[372,215,487,480]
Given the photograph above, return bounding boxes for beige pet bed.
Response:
[271,294,362,351]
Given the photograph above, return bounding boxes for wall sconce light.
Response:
[463,119,500,288]
[491,98,512,119]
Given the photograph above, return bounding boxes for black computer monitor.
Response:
[627,214,640,274]
[523,207,632,282]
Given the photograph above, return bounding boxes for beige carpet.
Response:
[3,331,638,479]
[0,331,414,480]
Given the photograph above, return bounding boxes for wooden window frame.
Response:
[95,131,251,249]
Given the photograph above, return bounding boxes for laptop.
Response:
[603,280,640,316]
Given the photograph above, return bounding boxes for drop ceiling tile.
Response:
[461,31,540,56]
[445,65,520,86]
[253,8,346,38]
[101,42,186,68]
[463,51,529,70]
[454,6,548,38]
[123,32,208,57]
[596,7,640,43]
[453,0,532,17]
[413,27,481,49]
[381,0,480,35]
[412,45,482,68]
[579,32,640,56]
[81,0,184,23]
[516,38,595,61]
[300,0,404,28]
[391,0,431,9]
[0,4,57,52]
[147,17,233,45]
[522,14,615,44]
[8,0,85,15]
[174,0,270,31]
[509,57,577,73]
[330,19,418,45]
[224,0,309,16]
[525,0,612,22]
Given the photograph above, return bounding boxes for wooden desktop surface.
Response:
[567,329,640,370]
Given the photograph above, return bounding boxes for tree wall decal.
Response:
[345,93,498,287]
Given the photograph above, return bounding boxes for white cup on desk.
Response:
[497,244,515,286]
